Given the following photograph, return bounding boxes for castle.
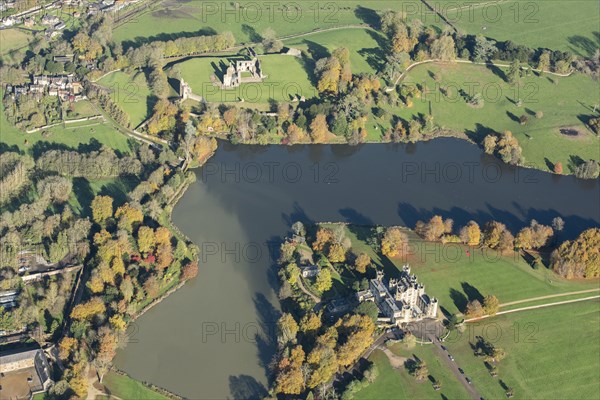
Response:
[222,51,266,89]
[356,265,438,325]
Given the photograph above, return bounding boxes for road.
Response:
[428,333,482,400]
[466,294,600,322]
[499,288,600,307]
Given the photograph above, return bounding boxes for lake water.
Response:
[114,138,600,399]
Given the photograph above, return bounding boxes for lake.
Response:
[114,138,599,399]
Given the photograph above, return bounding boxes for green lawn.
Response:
[173,54,316,104]
[0,90,133,154]
[340,226,599,316]
[439,0,600,55]
[356,343,471,399]
[0,28,33,55]
[113,1,418,48]
[330,224,600,399]
[65,100,100,120]
[283,27,387,75]
[97,70,158,127]
[444,300,600,399]
[103,371,168,400]
[380,62,600,172]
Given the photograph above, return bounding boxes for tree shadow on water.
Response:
[228,375,268,400]
[252,293,280,376]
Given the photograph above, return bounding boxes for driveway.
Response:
[428,333,482,400]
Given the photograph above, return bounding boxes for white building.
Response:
[356,265,438,325]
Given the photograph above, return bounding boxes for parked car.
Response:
[466,377,472,385]
[441,345,447,351]
[459,368,465,374]
[448,354,455,361]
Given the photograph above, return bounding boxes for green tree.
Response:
[315,268,333,292]
[91,195,113,225]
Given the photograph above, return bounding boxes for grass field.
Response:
[0,90,133,154]
[0,28,33,55]
[283,27,387,75]
[376,62,600,172]
[113,1,414,49]
[103,371,168,400]
[340,226,599,315]
[331,224,600,399]
[97,70,160,127]
[444,300,600,399]
[172,54,316,103]
[436,0,600,55]
[356,343,471,399]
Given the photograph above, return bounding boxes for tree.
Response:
[381,227,409,257]
[37,175,72,203]
[277,313,299,344]
[312,227,333,252]
[115,203,143,232]
[315,268,333,292]
[309,114,329,143]
[291,221,306,237]
[537,51,550,74]
[71,297,106,320]
[354,301,379,323]
[262,28,284,52]
[137,226,156,254]
[416,215,453,241]
[328,243,346,263]
[299,312,322,335]
[274,346,305,395]
[473,36,497,62]
[507,60,522,85]
[407,359,429,380]
[552,217,565,232]
[554,161,563,174]
[181,261,199,280]
[465,299,484,318]
[430,36,456,61]
[144,276,159,298]
[460,221,481,246]
[575,160,600,179]
[483,134,497,154]
[516,220,553,249]
[336,315,375,367]
[354,252,371,273]
[483,295,500,315]
[91,195,113,225]
[58,337,78,361]
[551,228,600,279]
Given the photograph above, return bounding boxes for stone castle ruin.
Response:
[221,56,266,88]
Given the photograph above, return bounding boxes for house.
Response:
[300,265,319,278]
[356,265,438,325]
[0,290,19,309]
[41,14,60,25]
[0,346,53,398]
[53,55,74,63]
[54,21,66,30]
[23,17,35,27]
[326,298,353,314]
[1,16,16,27]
